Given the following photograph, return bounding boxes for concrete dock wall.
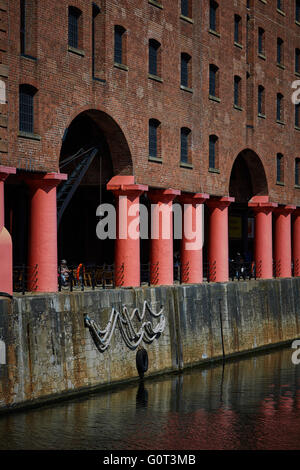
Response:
[0,278,300,412]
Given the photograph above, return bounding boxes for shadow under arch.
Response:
[228,149,269,265]
[229,148,268,203]
[57,109,134,268]
[60,108,133,175]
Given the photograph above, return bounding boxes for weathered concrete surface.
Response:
[0,278,300,412]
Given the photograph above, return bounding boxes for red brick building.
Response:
[0,0,300,293]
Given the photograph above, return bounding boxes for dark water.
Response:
[0,346,300,450]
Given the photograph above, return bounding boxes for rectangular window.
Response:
[277,38,283,64]
[114,26,125,64]
[20,0,26,54]
[68,8,79,49]
[258,86,264,115]
[277,94,283,122]
[296,159,300,186]
[149,121,158,158]
[209,65,217,96]
[276,154,283,183]
[209,135,218,169]
[210,1,217,31]
[296,49,300,74]
[234,76,241,107]
[181,54,189,88]
[19,86,34,133]
[234,15,241,44]
[181,128,190,163]
[258,28,265,55]
[149,41,158,76]
[181,0,189,17]
[296,103,300,127]
[296,0,300,22]
[277,0,283,10]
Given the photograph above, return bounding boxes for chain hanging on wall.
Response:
[84,301,165,352]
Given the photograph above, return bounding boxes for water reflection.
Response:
[0,347,300,450]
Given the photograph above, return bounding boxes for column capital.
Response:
[274,205,296,216]
[180,192,210,204]
[26,172,68,190]
[0,166,16,182]
[148,188,181,204]
[108,183,148,198]
[207,196,235,210]
[248,201,278,213]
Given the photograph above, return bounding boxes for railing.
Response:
[12,259,298,294]
[229,261,256,281]
[58,264,118,291]
[13,264,39,294]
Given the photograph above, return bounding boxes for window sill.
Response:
[114,62,129,71]
[208,29,220,38]
[93,76,106,84]
[295,72,300,78]
[209,94,220,103]
[258,53,266,60]
[277,8,285,16]
[276,120,285,126]
[276,181,285,186]
[258,113,266,119]
[148,156,162,163]
[20,53,37,62]
[180,85,193,93]
[148,0,163,9]
[295,126,300,131]
[18,131,41,141]
[296,20,300,27]
[180,14,194,24]
[209,167,220,174]
[148,73,163,83]
[180,161,193,169]
[277,63,285,70]
[259,0,267,4]
[68,46,85,57]
[233,104,243,111]
[295,184,300,189]
[234,42,243,49]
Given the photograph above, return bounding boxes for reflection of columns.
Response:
[107,180,148,287]
[274,205,295,278]
[207,197,234,282]
[293,209,300,277]
[27,173,67,292]
[180,193,209,284]
[149,189,181,286]
[249,198,277,279]
[0,166,16,296]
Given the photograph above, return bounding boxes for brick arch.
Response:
[229,148,268,203]
[59,108,133,176]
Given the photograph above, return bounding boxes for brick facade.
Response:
[0,0,299,204]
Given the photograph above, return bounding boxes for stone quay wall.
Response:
[0,277,300,412]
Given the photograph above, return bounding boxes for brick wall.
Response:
[0,0,299,206]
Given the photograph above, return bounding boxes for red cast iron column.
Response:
[27,173,67,292]
[293,208,300,277]
[180,192,209,284]
[149,189,181,286]
[107,179,148,288]
[207,197,234,283]
[249,197,278,279]
[0,166,16,296]
[274,205,296,278]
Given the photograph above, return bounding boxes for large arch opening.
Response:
[58,109,133,270]
[228,149,268,267]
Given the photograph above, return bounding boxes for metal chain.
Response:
[84,301,165,352]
